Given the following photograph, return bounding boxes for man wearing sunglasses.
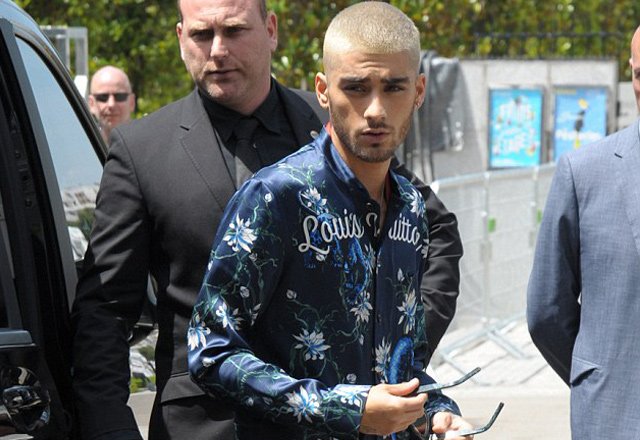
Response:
[88,65,136,143]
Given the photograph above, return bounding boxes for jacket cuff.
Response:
[77,402,142,440]
[320,384,370,439]
[425,390,461,419]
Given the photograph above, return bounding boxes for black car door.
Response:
[0,16,105,438]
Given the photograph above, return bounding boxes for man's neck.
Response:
[101,127,111,144]
[349,159,390,202]
[199,79,272,116]
[328,128,391,201]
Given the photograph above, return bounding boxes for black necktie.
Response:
[233,117,260,186]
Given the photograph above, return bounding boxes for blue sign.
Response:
[489,88,543,168]
[553,87,607,161]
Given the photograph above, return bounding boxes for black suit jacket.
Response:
[71,84,461,439]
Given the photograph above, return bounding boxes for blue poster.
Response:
[553,87,607,161]
[489,88,543,168]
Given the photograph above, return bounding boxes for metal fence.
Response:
[430,164,556,371]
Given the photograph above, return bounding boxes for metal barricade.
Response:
[430,164,556,373]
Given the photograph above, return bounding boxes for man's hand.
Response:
[359,378,428,436]
[431,411,475,439]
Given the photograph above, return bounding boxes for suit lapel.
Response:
[615,120,640,257]
[178,90,236,212]
[274,83,324,156]
[176,86,323,210]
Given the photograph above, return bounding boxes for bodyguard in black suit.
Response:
[71,0,462,439]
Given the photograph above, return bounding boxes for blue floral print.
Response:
[188,130,459,439]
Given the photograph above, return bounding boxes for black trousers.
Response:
[149,394,235,440]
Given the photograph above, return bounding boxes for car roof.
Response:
[1,0,69,73]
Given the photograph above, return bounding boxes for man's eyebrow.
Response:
[382,77,410,85]
[187,19,246,33]
[187,23,212,33]
[338,76,410,83]
[339,76,369,84]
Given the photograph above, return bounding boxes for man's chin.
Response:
[354,153,395,164]
[202,83,238,104]
[354,145,397,163]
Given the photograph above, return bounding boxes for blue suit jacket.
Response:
[528,120,640,438]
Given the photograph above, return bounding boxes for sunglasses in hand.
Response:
[92,92,130,103]
[409,367,504,439]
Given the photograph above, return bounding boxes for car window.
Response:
[0,195,11,328]
[15,38,102,262]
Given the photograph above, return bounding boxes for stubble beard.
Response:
[330,108,414,163]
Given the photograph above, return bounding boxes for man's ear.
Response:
[315,73,329,110]
[87,95,97,112]
[176,22,185,61]
[267,11,278,53]
[415,73,426,110]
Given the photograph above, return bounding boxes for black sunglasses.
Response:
[408,367,504,439]
[92,93,130,103]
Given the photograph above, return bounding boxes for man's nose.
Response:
[364,94,387,123]
[210,35,229,59]
[105,94,117,106]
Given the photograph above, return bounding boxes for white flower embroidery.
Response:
[215,302,243,330]
[239,286,250,298]
[286,289,297,300]
[350,291,373,324]
[334,387,365,408]
[397,290,418,334]
[346,373,357,384]
[374,338,392,381]
[223,214,257,253]
[293,329,331,361]
[421,235,430,259]
[285,387,322,422]
[187,313,210,351]
[300,186,327,213]
[409,189,426,217]
[364,243,376,269]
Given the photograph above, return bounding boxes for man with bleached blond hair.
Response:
[188,2,472,439]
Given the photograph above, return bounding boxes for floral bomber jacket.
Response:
[188,129,459,439]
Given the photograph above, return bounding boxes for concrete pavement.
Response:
[431,319,571,439]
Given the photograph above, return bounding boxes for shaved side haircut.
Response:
[323,1,421,73]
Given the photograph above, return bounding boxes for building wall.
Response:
[618,81,638,129]
[431,59,619,180]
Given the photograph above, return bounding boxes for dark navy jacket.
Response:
[188,129,458,439]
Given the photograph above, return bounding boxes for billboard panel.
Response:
[489,88,543,168]
[553,86,607,161]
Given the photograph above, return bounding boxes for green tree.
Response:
[17,0,191,116]
[17,0,640,115]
